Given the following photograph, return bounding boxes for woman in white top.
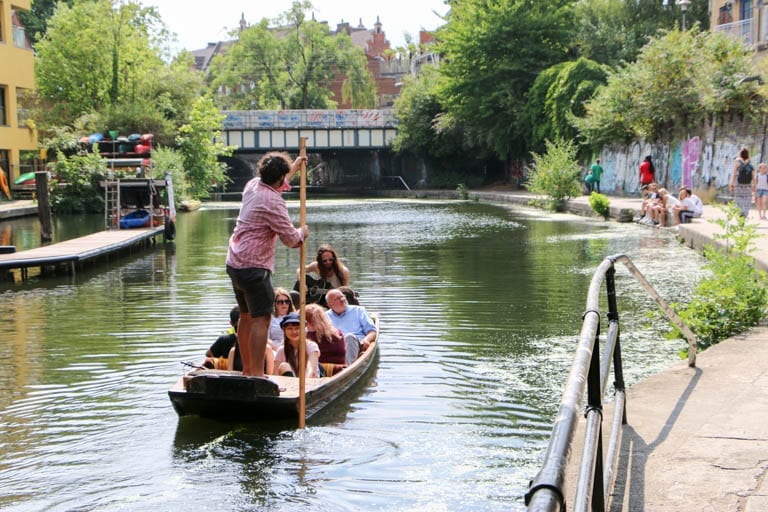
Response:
[273,312,321,379]
[268,287,295,349]
[755,163,768,220]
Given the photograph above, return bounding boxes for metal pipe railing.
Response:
[525,254,698,511]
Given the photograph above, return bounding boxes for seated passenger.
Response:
[325,288,377,355]
[338,285,360,306]
[269,287,295,350]
[295,244,350,306]
[305,303,348,369]
[203,306,274,374]
[203,306,241,370]
[273,312,321,379]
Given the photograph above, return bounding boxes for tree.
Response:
[524,58,610,155]
[393,66,482,180]
[17,0,74,46]
[176,96,234,199]
[579,29,765,146]
[436,0,575,161]
[573,0,709,67]
[33,0,203,144]
[209,1,375,110]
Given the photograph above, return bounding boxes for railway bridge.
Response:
[219,109,415,193]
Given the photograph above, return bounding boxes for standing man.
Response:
[226,152,309,376]
[590,159,604,193]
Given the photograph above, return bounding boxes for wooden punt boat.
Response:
[168,317,379,422]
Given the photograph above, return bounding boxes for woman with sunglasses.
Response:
[296,243,350,294]
[268,287,296,350]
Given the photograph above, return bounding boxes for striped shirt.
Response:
[226,178,303,271]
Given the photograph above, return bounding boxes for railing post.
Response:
[586,315,605,512]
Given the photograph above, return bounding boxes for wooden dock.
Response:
[0,227,166,281]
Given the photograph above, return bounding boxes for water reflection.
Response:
[0,199,706,511]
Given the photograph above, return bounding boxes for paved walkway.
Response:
[4,192,768,509]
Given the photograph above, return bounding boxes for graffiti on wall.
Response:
[599,118,767,194]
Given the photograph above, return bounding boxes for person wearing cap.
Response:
[273,312,321,379]
[325,288,377,362]
[226,152,309,377]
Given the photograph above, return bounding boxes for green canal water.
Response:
[0,198,705,511]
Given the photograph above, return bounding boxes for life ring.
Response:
[164,215,176,240]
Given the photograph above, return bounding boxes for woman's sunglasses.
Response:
[276,299,292,305]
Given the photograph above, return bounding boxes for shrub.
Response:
[526,139,582,211]
[49,150,106,214]
[588,192,610,219]
[669,203,768,353]
[456,183,469,199]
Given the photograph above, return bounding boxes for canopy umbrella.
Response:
[14,172,35,185]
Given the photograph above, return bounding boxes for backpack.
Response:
[737,161,754,184]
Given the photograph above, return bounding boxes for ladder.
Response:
[104,179,120,230]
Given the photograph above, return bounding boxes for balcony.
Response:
[714,18,754,46]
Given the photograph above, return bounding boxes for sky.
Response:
[146,0,449,53]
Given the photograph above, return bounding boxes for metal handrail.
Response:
[525,254,697,511]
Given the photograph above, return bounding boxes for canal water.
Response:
[0,198,705,511]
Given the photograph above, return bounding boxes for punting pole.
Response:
[298,138,308,428]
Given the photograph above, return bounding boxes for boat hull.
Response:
[168,335,379,422]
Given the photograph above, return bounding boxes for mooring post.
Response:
[35,171,53,242]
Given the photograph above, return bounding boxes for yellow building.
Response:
[0,0,36,186]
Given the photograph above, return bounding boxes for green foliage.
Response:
[17,0,75,45]
[150,147,189,203]
[524,58,610,155]
[436,0,575,160]
[573,0,710,67]
[49,150,106,214]
[580,29,764,145]
[209,1,375,109]
[670,203,768,351]
[393,67,484,175]
[588,191,610,218]
[32,0,202,144]
[526,139,582,211]
[456,183,469,200]
[176,96,234,199]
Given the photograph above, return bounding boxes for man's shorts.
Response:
[226,266,274,317]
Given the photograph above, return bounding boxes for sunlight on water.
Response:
[0,199,707,511]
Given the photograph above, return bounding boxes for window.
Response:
[11,9,31,49]
[0,85,7,126]
[742,0,754,20]
[16,87,30,126]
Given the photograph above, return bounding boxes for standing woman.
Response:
[730,147,755,218]
[639,155,655,189]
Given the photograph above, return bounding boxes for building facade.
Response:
[712,0,768,56]
[0,0,36,183]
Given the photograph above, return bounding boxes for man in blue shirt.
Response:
[325,288,377,362]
